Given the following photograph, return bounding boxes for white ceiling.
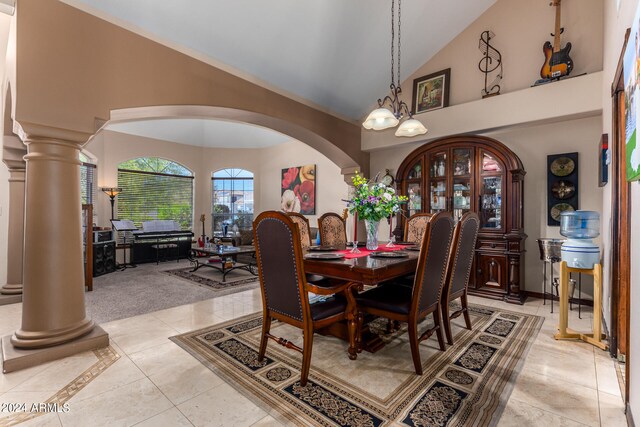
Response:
[63,0,495,120]
[106,119,292,148]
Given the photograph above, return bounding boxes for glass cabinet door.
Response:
[452,148,472,221]
[479,152,504,230]
[429,152,447,214]
[406,159,423,216]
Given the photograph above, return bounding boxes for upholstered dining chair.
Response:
[253,211,356,386]
[287,212,313,249]
[355,212,456,375]
[318,212,347,246]
[404,212,432,244]
[441,212,480,345]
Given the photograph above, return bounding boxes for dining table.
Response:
[302,243,420,360]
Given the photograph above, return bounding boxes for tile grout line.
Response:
[509,396,592,426]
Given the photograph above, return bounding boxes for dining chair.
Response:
[403,212,432,244]
[318,212,347,246]
[355,212,456,375]
[253,211,356,386]
[287,212,313,249]
[441,212,480,345]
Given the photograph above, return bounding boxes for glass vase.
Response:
[365,219,380,251]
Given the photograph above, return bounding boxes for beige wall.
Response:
[371,116,603,294]
[400,0,603,112]
[259,141,349,230]
[84,130,347,237]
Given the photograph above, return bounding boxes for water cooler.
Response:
[559,211,600,269]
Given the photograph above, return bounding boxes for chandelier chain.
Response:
[391,0,395,86]
[398,0,401,86]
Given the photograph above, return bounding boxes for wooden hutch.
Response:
[395,135,526,304]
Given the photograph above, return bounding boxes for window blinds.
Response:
[117,169,194,230]
[80,162,96,206]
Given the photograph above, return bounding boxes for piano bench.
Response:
[151,243,179,265]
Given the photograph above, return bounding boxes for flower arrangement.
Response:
[281,164,316,214]
[346,172,407,222]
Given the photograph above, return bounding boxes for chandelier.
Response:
[363,0,427,137]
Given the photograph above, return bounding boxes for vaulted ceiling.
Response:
[62,0,495,121]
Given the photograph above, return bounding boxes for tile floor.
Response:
[0,265,627,426]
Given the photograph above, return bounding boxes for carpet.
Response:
[171,303,543,427]
[86,262,259,324]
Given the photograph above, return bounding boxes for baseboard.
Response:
[627,402,636,427]
[524,291,594,307]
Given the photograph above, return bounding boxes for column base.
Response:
[0,294,21,306]
[0,283,23,296]
[11,318,95,349]
[2,325,109,373]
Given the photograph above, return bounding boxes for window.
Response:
[117,157,194,230]
[212,168,254,234]
[79,152,96,206]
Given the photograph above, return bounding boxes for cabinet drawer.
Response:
[477,240,507,251]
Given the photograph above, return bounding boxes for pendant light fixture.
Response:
[362,0,427,137]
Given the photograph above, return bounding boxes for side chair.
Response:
[253,211,356,386]
[403,212,432,244]
[355,212,456,375]
[317,212,348,246]
[441,212,480,345]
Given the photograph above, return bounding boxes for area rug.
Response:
[163,266,259,295]
[171,303,543,426]
[86,262,259,324]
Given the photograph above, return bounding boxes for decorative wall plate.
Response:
[551,180,575,200]
[550,203,575,221]
[550,157,575,176]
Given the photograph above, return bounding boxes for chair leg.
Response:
[257,315,271,361]
[461,292,472,330]
[300,327,314,386]
[433,306,446,351]
[407,320,423,375]
[442,298,453,346]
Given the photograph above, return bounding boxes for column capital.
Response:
[14,120,93,146]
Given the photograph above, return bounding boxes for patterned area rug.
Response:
[171,303,543,426]
[163,267,260,296]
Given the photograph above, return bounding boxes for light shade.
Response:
[395,118,428,137]
[362,108,399,130]
[101,187,122,198]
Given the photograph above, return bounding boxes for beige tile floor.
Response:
[0,270,627,426]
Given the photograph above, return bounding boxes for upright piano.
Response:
[131,220,194,264]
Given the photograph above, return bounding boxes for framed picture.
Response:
[412,68,450,115]
[547,152,579,226]
[598,134,608,187]
[623,6,640,181]
[281,164,316,215]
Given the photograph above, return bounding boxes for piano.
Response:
[131,220,194,264]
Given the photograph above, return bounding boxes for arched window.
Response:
[117,157,194,229]
[212,168,254,235]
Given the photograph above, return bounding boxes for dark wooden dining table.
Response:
[303,246,420,359]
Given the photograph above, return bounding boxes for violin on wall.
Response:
[540,0,573,79]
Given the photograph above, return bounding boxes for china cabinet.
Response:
[395,135,527,304]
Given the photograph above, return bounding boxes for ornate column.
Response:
[1,167,25,295]
[8,126,103,351]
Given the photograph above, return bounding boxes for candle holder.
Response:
[350,241,361,254]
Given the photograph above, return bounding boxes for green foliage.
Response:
[347,172,407,222]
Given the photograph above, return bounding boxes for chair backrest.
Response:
[446,212,480,298]
[411,212,456,315]
[318,213,347,246]
[253,211,310,323]
[287,212,312,249]
[404,213,432,243]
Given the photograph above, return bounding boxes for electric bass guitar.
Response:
[540,0,573,79]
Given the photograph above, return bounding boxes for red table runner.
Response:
[338,244,409,259]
